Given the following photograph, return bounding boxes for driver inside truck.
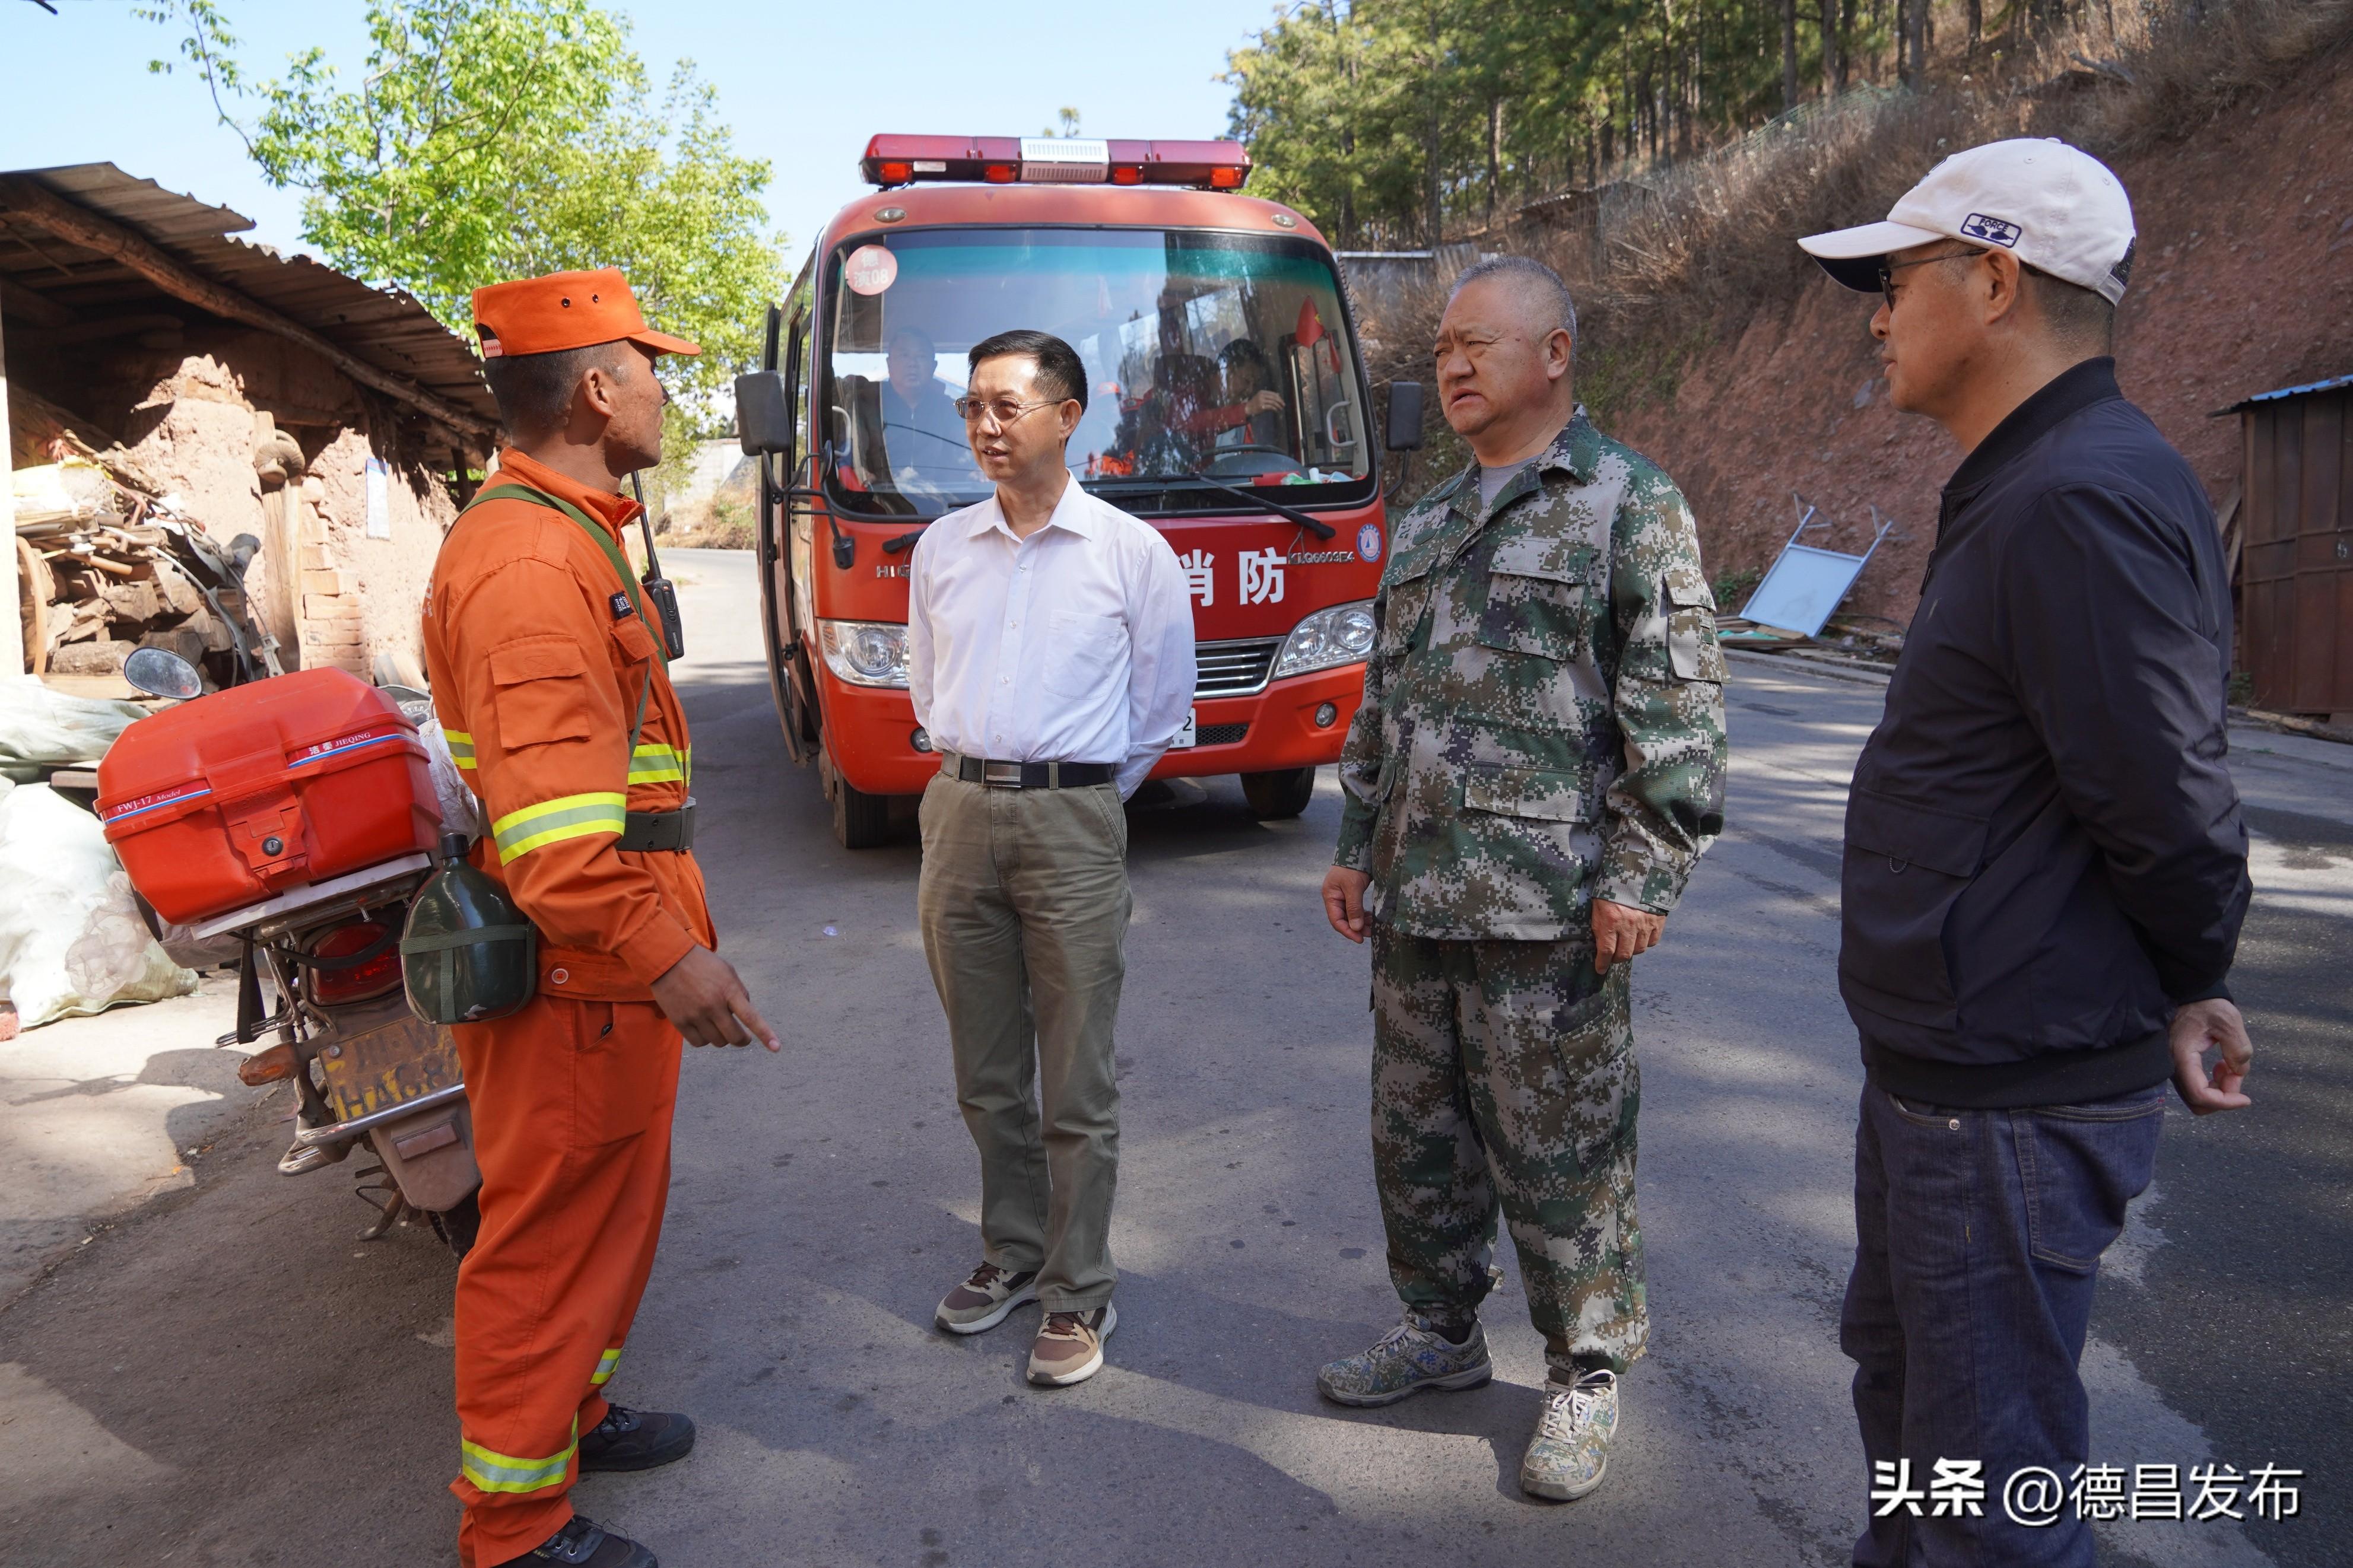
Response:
[879,325,973,486]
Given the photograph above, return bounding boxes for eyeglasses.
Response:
[1878,247,1985,310]
[951,395,1065,428]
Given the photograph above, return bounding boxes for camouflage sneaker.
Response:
[1316,1311,1493,1408]
[1519,1369,1619,1501]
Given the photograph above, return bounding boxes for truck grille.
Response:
[1195,637,1284,698]
[1196,722,1250,746]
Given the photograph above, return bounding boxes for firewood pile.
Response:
[13,435,272,688]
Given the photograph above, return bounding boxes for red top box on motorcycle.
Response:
[96,667,443,926]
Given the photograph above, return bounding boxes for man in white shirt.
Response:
[907,329,1195,1387]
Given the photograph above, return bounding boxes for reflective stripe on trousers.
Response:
[460,1417,577,1494]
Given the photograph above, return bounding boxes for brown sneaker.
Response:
[1025,1305,1117,1386]
[935,1261,1040,1335]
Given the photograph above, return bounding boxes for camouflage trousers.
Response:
[1368,925,1647,1376]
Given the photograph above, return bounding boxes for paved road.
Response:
[1,549,2342,1567]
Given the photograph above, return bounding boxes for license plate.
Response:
[317,1000,465,1125]
[1171,708,1198,749]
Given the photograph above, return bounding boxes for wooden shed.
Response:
[2,163,497,691]
[2222,373,2353,725]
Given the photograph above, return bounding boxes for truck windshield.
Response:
[819,226,1370,517]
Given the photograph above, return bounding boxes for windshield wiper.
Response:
[1092,472,1338,540]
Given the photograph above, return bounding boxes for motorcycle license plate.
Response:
[316,1000,464,1126]
[1170,708,1198,749]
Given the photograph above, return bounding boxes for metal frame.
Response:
[191,853,431,942]
[1738,493,1898,638]
[293,1081,467,1148]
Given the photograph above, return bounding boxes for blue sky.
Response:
[2,0,1285,270]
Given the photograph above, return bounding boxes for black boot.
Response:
[577,1404,697,1472]
[494,1515,656,1567]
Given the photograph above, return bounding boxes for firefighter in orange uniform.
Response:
[424,267,780,1568]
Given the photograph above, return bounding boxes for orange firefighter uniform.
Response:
[422,269,708,1567]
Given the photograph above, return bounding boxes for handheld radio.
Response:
[628,472,687,660]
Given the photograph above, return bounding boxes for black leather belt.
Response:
[944,755,1114,790]
[617,800,696,851]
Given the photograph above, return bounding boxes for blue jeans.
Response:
[1841,1082,2164,1567]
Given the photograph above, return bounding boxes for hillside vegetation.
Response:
[1230,0,2353,623]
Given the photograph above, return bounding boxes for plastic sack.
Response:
[0,784,198,1027]
[0,682,148,783]
[414,713,482,841]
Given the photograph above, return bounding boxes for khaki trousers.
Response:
[917,769,1130,1311]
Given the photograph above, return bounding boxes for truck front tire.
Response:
[1241,766,1317,820]
[830,772,893,848]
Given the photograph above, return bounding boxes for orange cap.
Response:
[469,267,700,360]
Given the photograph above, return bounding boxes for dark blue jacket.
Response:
[1841,358,2250,1108]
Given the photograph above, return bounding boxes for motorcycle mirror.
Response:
[123,646,204,701]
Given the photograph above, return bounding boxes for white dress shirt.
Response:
[909,478,1197,799]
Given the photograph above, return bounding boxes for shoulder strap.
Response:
[462,481,662,754]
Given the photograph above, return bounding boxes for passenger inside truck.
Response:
[1209,339,1291,462]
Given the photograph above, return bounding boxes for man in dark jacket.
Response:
[1798,139,2254,1567]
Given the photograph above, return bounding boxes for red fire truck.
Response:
[733,135,1421,848]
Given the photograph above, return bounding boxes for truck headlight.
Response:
[819,619,910,688]
[1272,599,1376,680]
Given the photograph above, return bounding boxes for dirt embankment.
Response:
[1610,44,2353,629]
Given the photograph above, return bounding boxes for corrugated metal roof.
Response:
[2214,372,2353,416]
[0,162,494,434]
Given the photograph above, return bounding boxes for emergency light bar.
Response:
[860,135,1252,192]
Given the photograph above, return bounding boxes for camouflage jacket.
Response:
[1333,411,1729,939]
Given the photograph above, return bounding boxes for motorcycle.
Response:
[113,645,482,1254]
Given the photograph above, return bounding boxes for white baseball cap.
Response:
[1799,138,2138,305]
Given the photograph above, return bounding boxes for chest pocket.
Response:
[1478,535,1589,663]
[1044,611,1127,699]
[609,613,658,670]
[1377,552,1438,660]
[489,635,596,750]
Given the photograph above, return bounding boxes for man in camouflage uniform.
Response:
[1316,256,1728,1502]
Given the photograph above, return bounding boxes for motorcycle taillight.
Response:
[309,919,402,1005]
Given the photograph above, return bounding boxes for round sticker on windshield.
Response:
[843,244,898,296]
[1357,521,1383,563]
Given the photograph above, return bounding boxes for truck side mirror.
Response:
[735,370,795,459]
[1385,381,1424,451]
